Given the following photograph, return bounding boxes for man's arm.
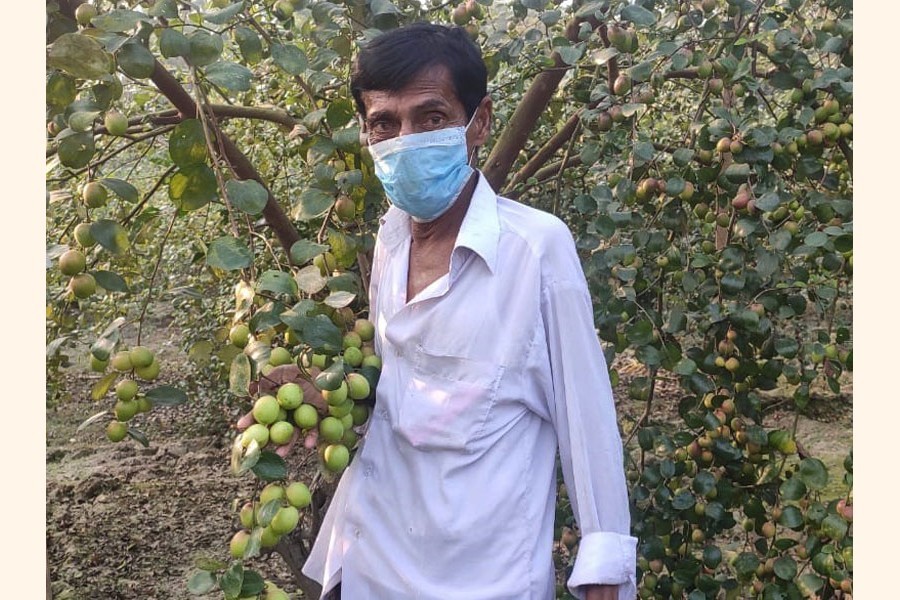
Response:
[538,226,637,600]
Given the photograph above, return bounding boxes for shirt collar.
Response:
[377,170,500,274]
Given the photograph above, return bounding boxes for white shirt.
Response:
[302,172,637,600]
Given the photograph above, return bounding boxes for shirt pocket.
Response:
[394,347,505,452]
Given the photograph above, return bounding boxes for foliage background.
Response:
[33,1,884,600]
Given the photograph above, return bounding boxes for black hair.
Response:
[350,23,487,120]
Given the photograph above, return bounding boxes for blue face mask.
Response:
[368,111,477,223]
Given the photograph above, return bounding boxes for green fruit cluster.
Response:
[93,345,159,442]
[58,248,96,299]
[230,481,312,559]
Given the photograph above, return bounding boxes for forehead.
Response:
[359,65,464,117]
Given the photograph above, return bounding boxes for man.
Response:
[302,23,637,600]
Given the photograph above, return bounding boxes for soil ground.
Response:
[46,325,852,600]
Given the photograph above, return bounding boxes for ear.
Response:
[358,114,369,147]
[469,96,493,148]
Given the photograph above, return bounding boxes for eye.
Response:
[423,113,448,130]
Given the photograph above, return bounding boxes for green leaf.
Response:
[225,179,268,215]
[169,119,209,168]
[48,34,113,80]
[116,42,156,79]
[591,46,619,65]
[673,358,697,376]
[556,44,584,66]
[621,3,656,27]
[126,428,150,447]
[778,505,804,529]
[271,43,308,75]
[257,270,299,297]
[672,148,694,166]
[68,111,100,133]
[293,187,334,221]
[621,103,645,117]
[833,234,852,253]
[91,372,118,401]
[188,31,224,67]
[774,337,799,359]
[91,219,130,255]
[91,9,148,32]
[244,528,262,560]
[150,0,178,17]
[626,320,655,345]
[229,353,251,396]
[821,514,848,541]
[257,499,281,527]
[100,178,139,203]
[290,240,328,265]
[797,574,825,597]
[773,556,797,581]
[169,165,218,211]
[804,231,828,247]
[692,470,716,495]
[754,192,781,212]
[797,458,828,490]
[203,1,245,24]
[219,564,244,599]
[324,291,356,309]
[251,451,287,481]
[723,163,751,183]
[47,72,77,110]
[188,571,217,595]
[57,130,96,169]
[326,228,358,268]
[671,490,695,510]
[204,62,253,92]
[234,26,263,64]
[295,265,327,295]
[732,552,759,578]
[93,270,129,292]
[189,340,214,368]
[208,236,253,270]
[634,141,655,162]
[779,477,807,501]
[302,314,343,353]
[306,136,336,163]
[371,0,403,15]
[326,99,355,129]
[159,28,191,58]
[239,570,266,596]
[145,386,188,406]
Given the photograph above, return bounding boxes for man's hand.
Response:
[237,364,326,457]
[584,584,618,600]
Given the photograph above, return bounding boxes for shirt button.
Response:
[355,528,361,539]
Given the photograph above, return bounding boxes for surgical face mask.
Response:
[367,110,478,223]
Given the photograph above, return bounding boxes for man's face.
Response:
[360,65,490,156]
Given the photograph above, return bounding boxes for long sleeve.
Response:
[540,242,638,600]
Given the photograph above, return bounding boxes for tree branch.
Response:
[505,110,583,193]
[105,104,300,134]
[57,0,302,256]
[482,16,601,191]
[148,61,301,255]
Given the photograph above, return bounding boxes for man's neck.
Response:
[409,172,478,247]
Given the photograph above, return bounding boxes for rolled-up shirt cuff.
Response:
[567,531,638,600]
